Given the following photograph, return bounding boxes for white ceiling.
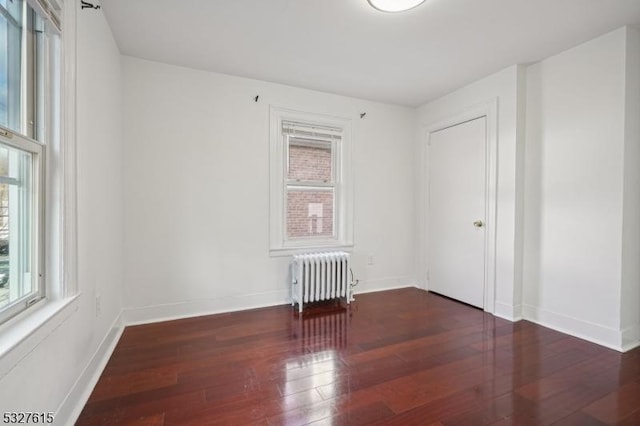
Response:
[101,0,640,107]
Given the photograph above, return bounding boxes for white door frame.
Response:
[422,98,498,314]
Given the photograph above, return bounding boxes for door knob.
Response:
[473,220,484,228]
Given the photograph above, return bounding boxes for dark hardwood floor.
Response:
[76,288,640,425]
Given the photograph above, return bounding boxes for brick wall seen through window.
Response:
[287,141,334,238]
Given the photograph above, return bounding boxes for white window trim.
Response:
[0,130,44,325]
[269,106,353,256]
[59,0,77,298]
[0,0,77,363]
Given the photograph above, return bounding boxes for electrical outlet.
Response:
[367,254,374,265]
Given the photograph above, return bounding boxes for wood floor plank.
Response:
[122,413,165,426]
[582,381,640,424]
[551,411,608,426]
[372,389,486,425]
[76,289,640,425]
[88,368,179,403]
[76,390,205,425]
[311,401,395,425]
[442,391,538,425]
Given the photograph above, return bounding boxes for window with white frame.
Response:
[0,0,61,324]
[270,107,353,254]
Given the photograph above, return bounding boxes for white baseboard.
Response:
[55,311,124,426]
[621,324,640,352]
[123,290,290,326]
[353,276,416,295]
[522,304,624,352]
[123,278,418,326]
[493,302,523,322]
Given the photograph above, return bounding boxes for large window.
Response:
[0,0,60,324]
[270,107,353,254]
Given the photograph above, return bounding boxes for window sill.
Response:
[270,244,354,257]
[0,294,80,378]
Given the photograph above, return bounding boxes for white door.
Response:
[428,116,486,308]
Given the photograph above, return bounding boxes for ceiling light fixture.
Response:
[367,0,426,12]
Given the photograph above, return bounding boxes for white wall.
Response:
[3,17,637,426]
[0,5,124,423]
[621,26,640,350]
[523,28,628,349]
[416,27,639,351]
[415,65,526,320]
[76,5,124,346]
[122,57,416,323]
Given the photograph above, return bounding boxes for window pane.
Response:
[0,144,33,310]
[0,12,5,127]
[1,0,22,22]
[288,137,333,182]
[287,188,334,239]
[0,1,24,133]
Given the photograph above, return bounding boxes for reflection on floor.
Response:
[77,288,640,425]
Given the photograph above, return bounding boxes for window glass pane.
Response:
[0,12,6,127]
[286,188,334,239]
[288,137,333,182]
[2,0,22,21]
[0,143,33,310]
[0,0,24,133]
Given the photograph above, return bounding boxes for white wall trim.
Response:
[422,98,499,315]
[621,324,640,352]
[61,0,78,297]
[522,304,624,352]
[0,295,79,379]
[270,244,354,258]
[123,277,418,326]
[353,276,416,295]
[494,301,523,321]
[269,106,353,255]
[55,311,124,426]
[123,290,290,326]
